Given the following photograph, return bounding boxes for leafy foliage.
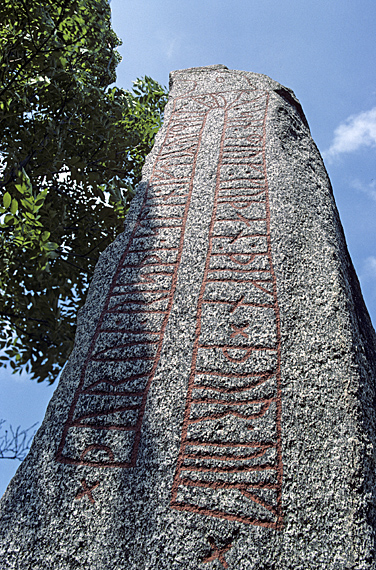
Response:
[0,0,168,383]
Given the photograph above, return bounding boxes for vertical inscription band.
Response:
[56,95,212,467]
[170,89,283,529]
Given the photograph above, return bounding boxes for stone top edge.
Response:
[170,64,284,91]
[169,65,308,129]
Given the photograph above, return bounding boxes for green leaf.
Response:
[4,214,14,225]
[44,242,59,251]
[20,198,34,211]
[14,184,25,195]
[0,0,167,384]
[10,199,18,215]
[3,192,11,208]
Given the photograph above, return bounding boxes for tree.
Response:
[0,419,38,461]
[0,0,168,384]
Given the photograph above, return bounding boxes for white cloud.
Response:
[361,256,376,282]
[324,107,376,161]
[351,179,376,202]
[165,38,178,59]
[155,32,181,60]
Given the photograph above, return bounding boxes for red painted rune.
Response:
[170,84,283,529]
[203,539,232,569]
[75,479,100,505]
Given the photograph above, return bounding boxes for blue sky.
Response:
[1,0,375,495]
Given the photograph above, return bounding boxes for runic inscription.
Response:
[170,84,283,529]
[55,71,283,528]
[203,539,232,569]
[75,479,100,504]
[56,91,213,467]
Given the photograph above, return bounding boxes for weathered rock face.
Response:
[1,65,376,570]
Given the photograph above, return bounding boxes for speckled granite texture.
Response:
[1,65,376,570]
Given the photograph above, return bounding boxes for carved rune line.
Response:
[75,479,100,504]
[203,539,232,569]
[56,93,213,468]
[170,89,283,529]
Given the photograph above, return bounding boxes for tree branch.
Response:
[0,0,71,98]
[0,419,38,461]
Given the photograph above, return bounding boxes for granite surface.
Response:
[1,65,376,569]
